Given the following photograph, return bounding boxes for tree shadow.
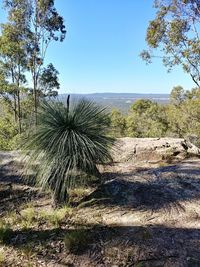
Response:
[78,162,200,213]
[3,224,200,266]
[0,185,46,215]
[0,156,48,215]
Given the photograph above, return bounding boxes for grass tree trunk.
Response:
[51,185,69,208]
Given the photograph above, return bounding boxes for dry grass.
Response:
[0,247,5,265]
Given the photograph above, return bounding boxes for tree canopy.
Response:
[141,0,200,87]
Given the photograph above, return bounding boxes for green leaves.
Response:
[127,99,168,138]
[146,19,166,48]
[1,0,66,128]
[142,0,200,87]
[38,63,60,97]
[23,99,115,204]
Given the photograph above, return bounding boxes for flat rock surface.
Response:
[112,137,200,164]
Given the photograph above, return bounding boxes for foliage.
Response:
[38,63,60,97]
[0,100,19,150]
[170,86,186,106]
[0,0,66,146]
[2,0,66,125]
[39,206,72,227]
[141,0,200,87]
[23,98,115,205]
[109,109,127,137]
[166,86,200,141]
[0,220,12,244]
[108,87,200,143]
[126,99,168,138]
[0,21,28,133]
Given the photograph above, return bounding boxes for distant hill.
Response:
[59,93,170,113]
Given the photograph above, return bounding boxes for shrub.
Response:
[23,98,115,205]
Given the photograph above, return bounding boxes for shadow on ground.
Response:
[0,160,46,215]
[79,163,200,213]
[3,224,200,266]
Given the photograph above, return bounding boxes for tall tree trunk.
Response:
[33,2,38,127]
[16,86,22,134]
[33,74,37,126]
[16,64,22,134]
[13,93,17,123]
[11,69,17,123]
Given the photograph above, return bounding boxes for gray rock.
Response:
[113,138,200,164]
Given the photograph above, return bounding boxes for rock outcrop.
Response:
[113,137,200,164]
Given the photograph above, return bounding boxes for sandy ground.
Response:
[1,145,200,266]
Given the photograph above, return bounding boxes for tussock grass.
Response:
[0,220,13,244]
[39,206,72,227]
[21,207,36,228]
[21,243,36,262]
[64,229,92,253]
[1,206,73,232]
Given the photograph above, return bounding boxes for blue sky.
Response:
[0,0,196,94]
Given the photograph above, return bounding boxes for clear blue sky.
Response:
[0,0,195,94]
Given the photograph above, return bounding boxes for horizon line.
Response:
[59,92,170,95]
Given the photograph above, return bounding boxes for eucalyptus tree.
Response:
[4,0,66,125]
[170,86,186,106]
[141,0,200,87]
[27,0,66,124]
[38,63,60,97]
[127,99,168,137]
[109,109,127,137]
[0,22,28,133]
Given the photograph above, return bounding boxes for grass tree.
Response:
[23,97,115,206]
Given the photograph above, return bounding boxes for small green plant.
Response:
[64,229,91,253]
[20,207,36,229]
[0,220,13,244]
[39,207,72,227]
[69,188,88,199]
[3,211,18,227]
[21,243,36,264]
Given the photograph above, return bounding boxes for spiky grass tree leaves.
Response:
[24,99,115,205]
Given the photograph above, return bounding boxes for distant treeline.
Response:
[60,93,170,113]
[1,85,200,150]
[109,86,200,145]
